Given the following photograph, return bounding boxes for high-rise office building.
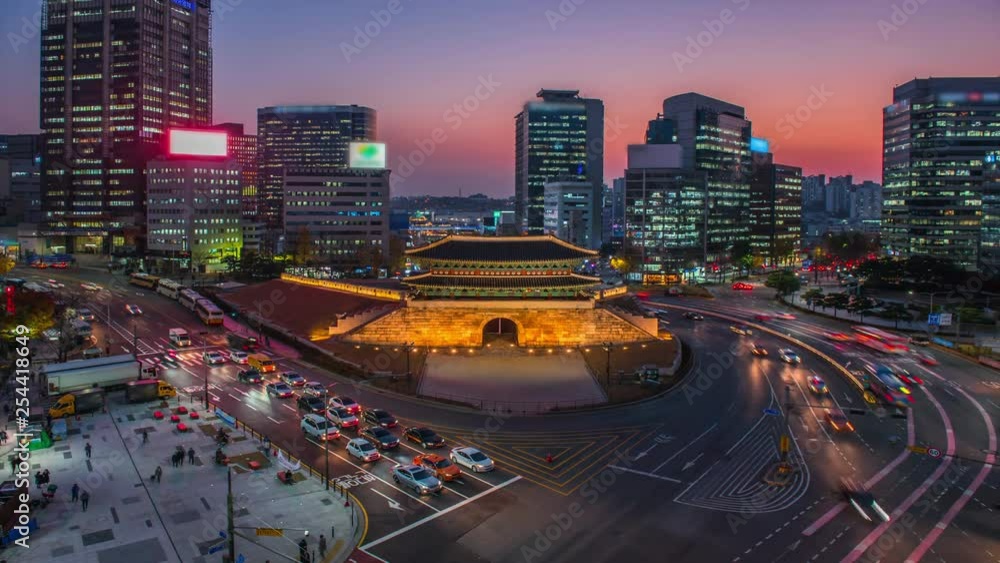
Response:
[645,114,676,145]
[603,177,626,248]
[543,181,601,250]
[883,77,1000,270]
[0,133,42,225]
[40,0,213,254]
[624,143,706,282]
[825,175,853,216]
[257,105,377,230]
[749,148,802,266]
[216,123,258,220]
[661,93,752,266]
[0,134,41,160]
[802,175,826,210]
[514,89,604,234]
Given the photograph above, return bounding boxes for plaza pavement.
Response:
[1,396,356,563]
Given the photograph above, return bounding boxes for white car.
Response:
[125,304,142,315]
[80,282,101,292]
[46,279,65,289]
[778,349,801,364]
[328,395,361,415]
[300,414,339,441]
[203,351,226,365]
[229,350,249,364]
[772,312,796,320]
[450,447,495,473]
[302,382,325,397]
[326,407,359,429]
[346,438,380,463]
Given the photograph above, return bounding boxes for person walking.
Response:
[42,469,50,485]
[172,451,180,467]
[80,490,90,512]
[85,442,92,458]
[142,429,149,445]
[178,448,185,466]
[34,472,42,489]
[71,483,80,503]
[0,429,7,444]
[318,535,327,558]
[154,466,163,483]
[187,447,195,465]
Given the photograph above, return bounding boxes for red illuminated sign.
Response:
[168,129,228,157]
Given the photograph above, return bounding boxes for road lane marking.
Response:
[652,423,717,473]
[267,416,281,424]
[607,465,682,483]
[228,394,241,401]
[247,404,259,412]
[362,476,522,549]
[282,404,297,413]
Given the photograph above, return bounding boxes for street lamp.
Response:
[199,330,210,409]
[322,384,336,490]
[602,342,613,388]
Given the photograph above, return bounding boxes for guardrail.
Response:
[415,391,604,414]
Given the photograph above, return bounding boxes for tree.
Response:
[0,255,14,278]
[802,288,824,311]
[387,236,407,275]
[765,270,801,297]
[879,302,911,329]
[773,239,797,268]
[0,289,56,339]
[293,226,314,266]
[731,240,754,276]
[847,296,878,322]
[823,292,850,318]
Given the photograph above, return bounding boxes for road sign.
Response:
[255,528,282,537]
[927,313,940,326]
[927,448,942,459]
[763,408,780,416]
[908,445,928,455]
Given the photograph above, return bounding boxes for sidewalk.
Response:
[1,396,354,563]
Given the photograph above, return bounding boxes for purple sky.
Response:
[2,0,998,196]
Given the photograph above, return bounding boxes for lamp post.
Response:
[200,330,210,409]
[322,384,336,490]
[602,342,613,388]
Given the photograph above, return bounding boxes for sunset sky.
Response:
[2,0,998,196]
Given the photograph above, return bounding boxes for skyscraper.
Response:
[882,77,1000,270]
[514,90,604,235]
[661,93,752,267]
[40,0,213,254]
[216,123,258,220]
[257,105,377,230]
[749,149,802,266]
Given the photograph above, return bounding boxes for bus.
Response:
[129,273,160,289]
[852,326,909,354]
[156,278,183,300]
[195,298,224,326]
[863,363,913,407]
[178,288,204,311]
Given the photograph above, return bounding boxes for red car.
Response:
[413,454,461,482]
[732,282,753,291]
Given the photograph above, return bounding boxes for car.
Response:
[361,409,398,428]
[750,343,768,356]
[807,376,828,394]
[50,262,68,269]
[450,447,495,473]
[280,372,306,387]
[46,279,65,289]
[160,349,179,366]
[909,335,931,347]
[125,304,142,315]
[732,282,754,291]
[914,352,938,367]
[297,396,326,415]
[361,426,399,449]
[825,410,855,432]
[237,368,263,384]
[413,454,461,481]
[328,395,361,415]
[265,382,294,398]
[682,312,704,321]
[730,325,753,336]
[42,328,60,341]
[346,438,381,462]
[77,308,96,322]
[203,351,226,365]
[893,367,924,385]
[655,311,670,322]
[754,313,773,322]
[229,350,249,364]
[841,478,890,522]
[80,282,101,292]
[404,427,445,449]
[391,464,442,495]
[773,312,796,320]
[326,407,359,429]
[301,414,339,441]
[824,331,853,342]
[778,349,801,364]
[302,381,325,397]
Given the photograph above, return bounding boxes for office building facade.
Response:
[661,93,752,267]
[749,151,802,266]
[883,77,1000,270]
[514,90,604,234]
[543,181,601,250]
[216,123,258,220]
[257,106,376,230]
[283,168,390,266]
[40,0,213,254]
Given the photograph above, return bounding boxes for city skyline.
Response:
[2,0,998,197]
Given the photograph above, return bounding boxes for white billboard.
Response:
[349,142,386,169]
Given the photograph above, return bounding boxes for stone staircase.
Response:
[343,307,654,347]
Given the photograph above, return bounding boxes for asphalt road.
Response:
[17,267,1000,563]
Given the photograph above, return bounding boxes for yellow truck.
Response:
[125,379,178,403]
[49,388,106,419]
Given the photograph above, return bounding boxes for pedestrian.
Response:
[187,447,195,465]
[154,466,162,483]
[142,429,149,445]
[1,429,7,444]
[318,534,327,558]
[42,469,50,485]
[298,538,308,563]
[34,472,42,489]
[80,490,90,511]
[85,442,92,458]
[171,451,180,467]
[178,449,185,466]
[71,483,79,502]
